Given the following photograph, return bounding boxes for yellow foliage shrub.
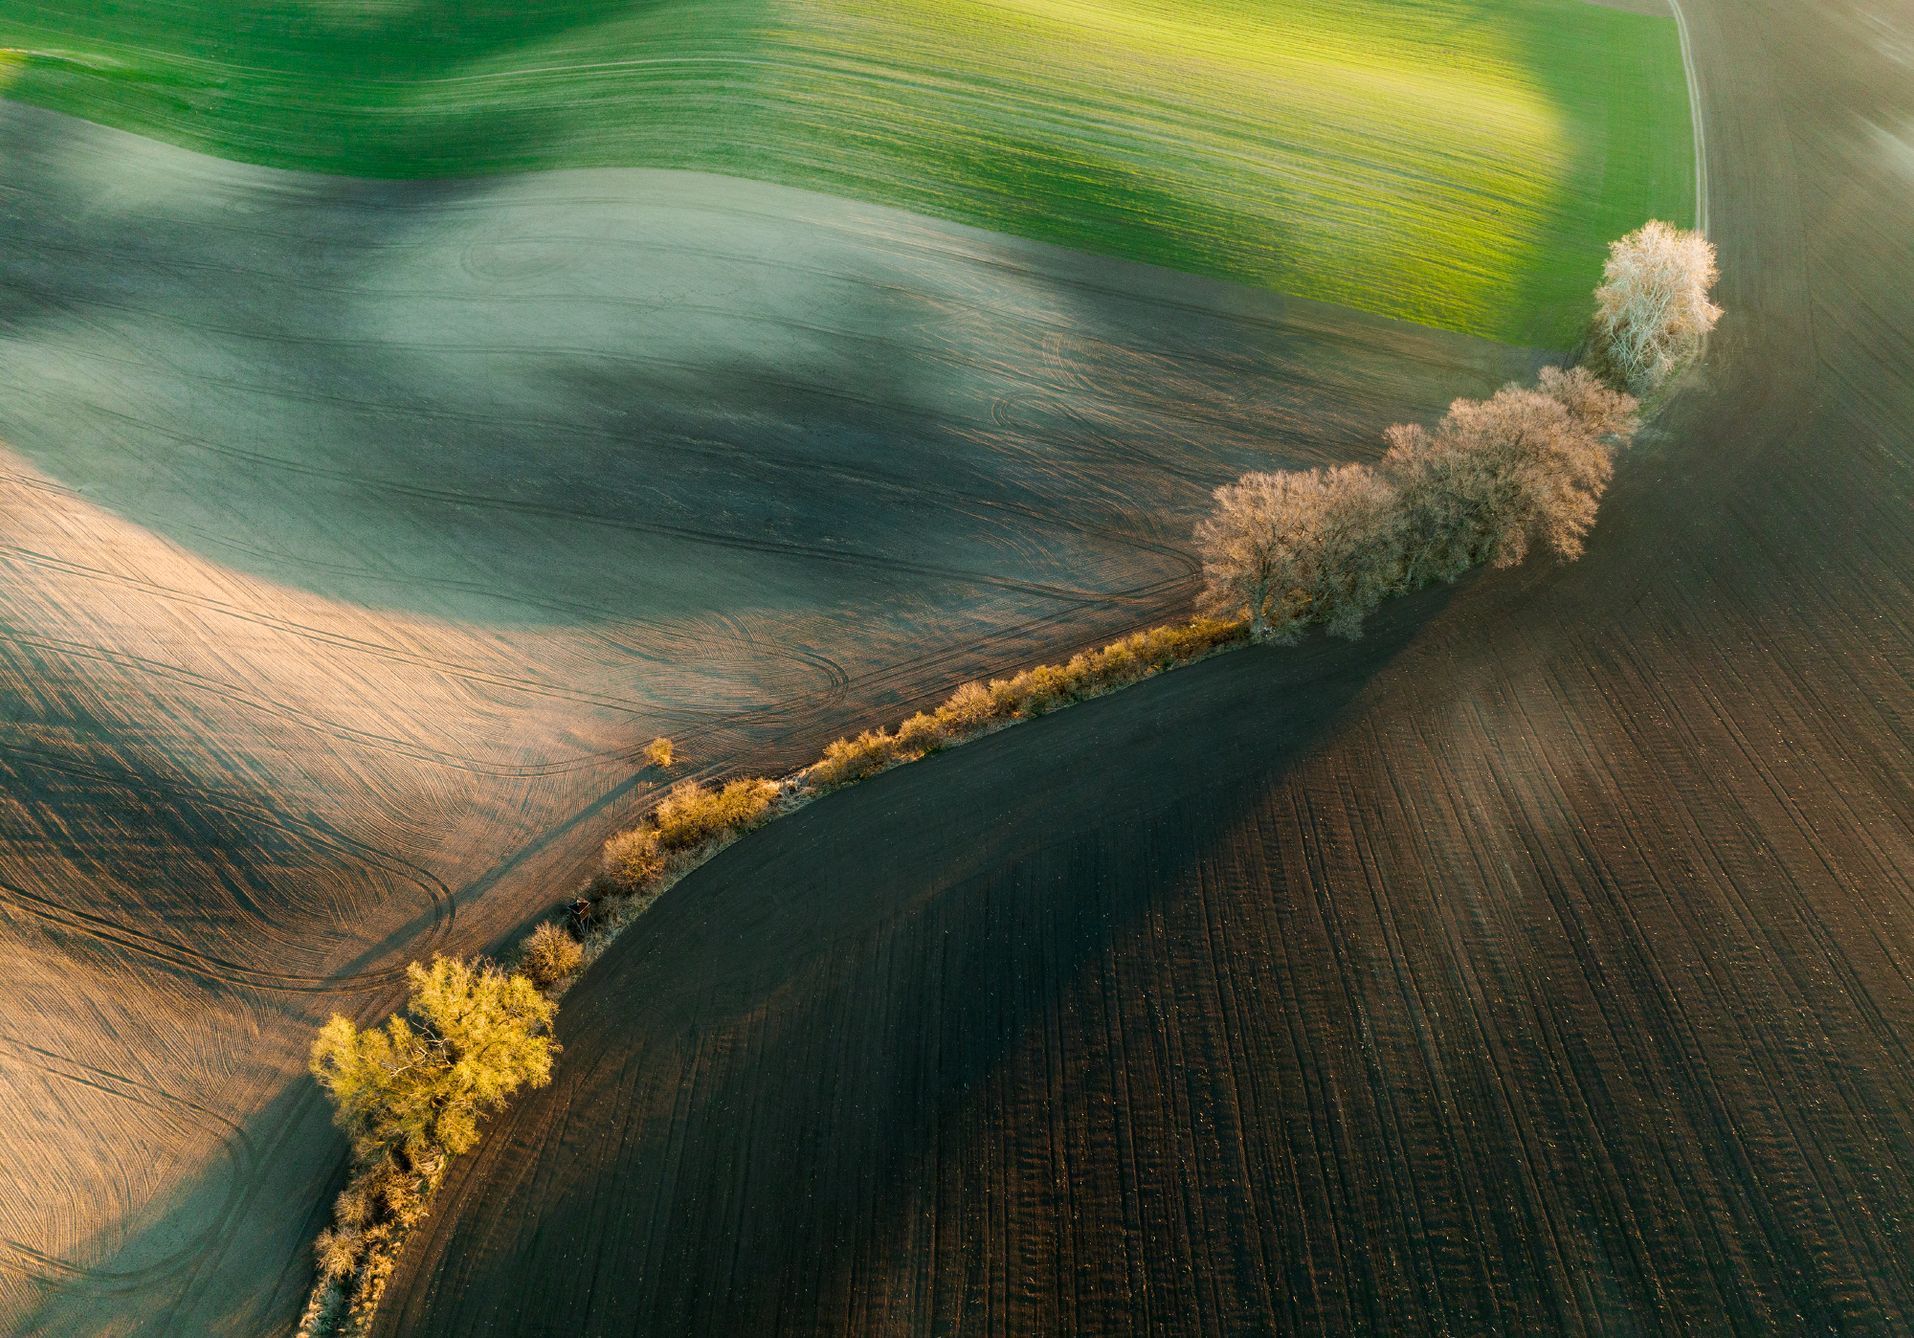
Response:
[314,1227,362,1282]
[805,618,1247,794]
[653,777,778,850]
[810,729,901,788]
[521,922,583,988]
[334,1184,374,1231]
[602,826,664,891]
[893,711,946,754]
[934,681,995,733]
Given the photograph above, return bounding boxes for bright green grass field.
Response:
[0,0,1693,344]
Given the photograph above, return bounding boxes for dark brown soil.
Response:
[376,0,1914,1332]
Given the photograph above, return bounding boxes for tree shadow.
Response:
[370,587,1456,1335]
[0,0,672,174]
[1497,0,1701,343]
[9,1074,346,1337]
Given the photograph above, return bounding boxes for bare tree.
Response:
[1197,357,1638,644]
[1195,464,1404,642]
[1593,220,1721,391]
[1195,471,1291,640]
[1537,364,1639,441]
[1298,464,1406,640]
[1384,368,1638,586]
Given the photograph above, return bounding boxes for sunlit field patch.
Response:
[1,0,1691,343]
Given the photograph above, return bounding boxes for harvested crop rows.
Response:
[378,0,1914,1332]
[0,100,1539,1332]
[0,0,1693,342]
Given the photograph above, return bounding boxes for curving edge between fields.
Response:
[324,304,1692,1337]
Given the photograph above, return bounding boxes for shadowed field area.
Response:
[377,0,1914,1331]
[0,0,1693,341]
[0,102,1541,1333]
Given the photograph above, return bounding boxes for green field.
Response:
[0,0,1693,343]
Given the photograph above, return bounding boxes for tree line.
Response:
[1197,221,1718,640]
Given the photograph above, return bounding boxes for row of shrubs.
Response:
[1194,366,1642,645]
[601,775,781,891]
[298,769,799,1334]
[807,616,1247,787]
[575,618,1248,943]
[1191,221,1721,646]
[297,615,1251,1332]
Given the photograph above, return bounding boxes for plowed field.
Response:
[378,0,1914,1331]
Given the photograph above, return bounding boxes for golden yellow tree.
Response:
[310,955,557,1168]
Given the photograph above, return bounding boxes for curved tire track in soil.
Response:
[3,743,455,992]
[0,1035,258,1288]
[0,875,437,996]
[380,2,1914,1333]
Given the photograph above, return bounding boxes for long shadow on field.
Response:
[374,589,1447,1335]
[0,99,1540,632]
[1497,0,1698,339]
[9,1072,354,1337]
[0,677,452,984]
[923,117,1299,313]
[0,105,1001,620]
[0,105,1223,630]
[2,0,658,175]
